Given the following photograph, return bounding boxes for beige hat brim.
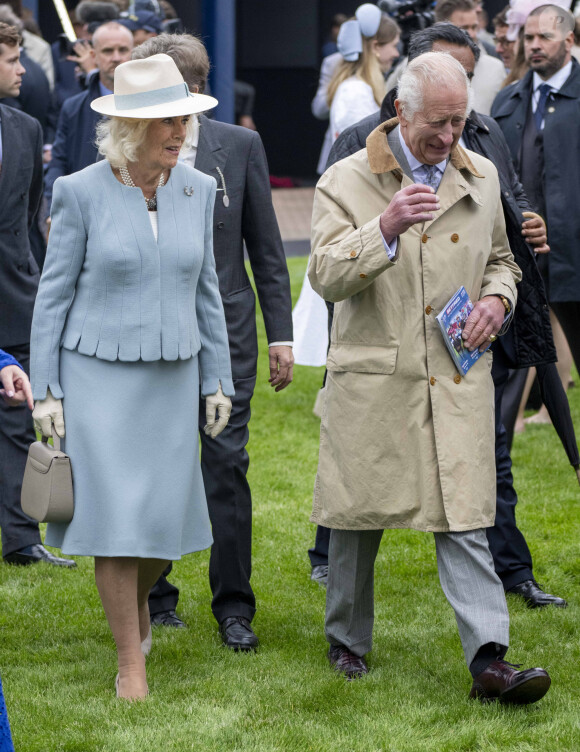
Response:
[90,91,218,119]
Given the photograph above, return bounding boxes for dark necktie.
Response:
[534,83,551,131]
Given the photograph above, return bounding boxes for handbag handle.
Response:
[42,434,62,452]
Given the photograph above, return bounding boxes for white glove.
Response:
[204,383,232,439]
[32,388,65,438]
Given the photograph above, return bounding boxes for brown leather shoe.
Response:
[470,659,551,704]
[328,644,368,680]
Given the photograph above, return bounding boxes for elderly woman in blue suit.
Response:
[29,55,234,700]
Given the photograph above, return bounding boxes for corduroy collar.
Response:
[366,117,484,179]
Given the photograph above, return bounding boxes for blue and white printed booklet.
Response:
[436,286,490,375]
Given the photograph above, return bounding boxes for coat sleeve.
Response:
[0,350,22,371]
[487,118,532,214]
[44,103,71,210]
[196,181,235,398]
[28,119,44,230]
[479,177,522,323]
[30,177,87,400]
[325,117,375,170]
[308,166,398,302]
[311,55,334,120]
[242,131,293,343]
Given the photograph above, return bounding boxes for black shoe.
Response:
[470,659,551,704]
[507,579,567,608]
[328,644,368,680]
[3,544,76,568]
[219,616,258,651]
[311,564,328,587]
[150,610,187,628]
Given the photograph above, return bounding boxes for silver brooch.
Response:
[184,186,194,196]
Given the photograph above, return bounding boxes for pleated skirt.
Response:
[45,348,213,559]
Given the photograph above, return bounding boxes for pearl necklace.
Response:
[119,165,166,210]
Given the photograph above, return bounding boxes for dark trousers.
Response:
[500,366,528,452]
[0,343,41,557]
[308,524,330,567]
[149,374,257,623]
[309,338,535,590]
[487,340,534,589]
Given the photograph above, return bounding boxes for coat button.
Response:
[454,374,461,384]
[422,233,428,243]
[217,221,224,229]
[349,250,357,257]
[425,305,432,315]
[359,273,367,279]
[14,230,21,237]
[430,376,436,386]
[451,233,459,243]
[17,263,23,270]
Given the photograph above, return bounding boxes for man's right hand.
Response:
[379,184,440,244]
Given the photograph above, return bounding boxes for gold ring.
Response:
[489,334,497,342]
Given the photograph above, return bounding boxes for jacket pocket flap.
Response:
[327,344,398,374]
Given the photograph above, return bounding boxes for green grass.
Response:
[1,255,579,751]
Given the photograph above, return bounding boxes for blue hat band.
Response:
[114,81,190,110]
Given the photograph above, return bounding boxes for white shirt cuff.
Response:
[381,232,398,260]
[268,341,293,348]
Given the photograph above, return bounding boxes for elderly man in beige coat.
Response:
[309,52,551,705]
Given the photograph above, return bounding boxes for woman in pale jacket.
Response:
[292,6,400,369]
[328,6,400,141]
[29,55,234,700]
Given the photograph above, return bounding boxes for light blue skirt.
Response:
[45,348,213,559]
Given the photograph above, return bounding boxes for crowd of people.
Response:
[0,0,578,732]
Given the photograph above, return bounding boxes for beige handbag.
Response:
[21,435,74,523]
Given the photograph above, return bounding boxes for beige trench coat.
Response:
[308,120,521,532]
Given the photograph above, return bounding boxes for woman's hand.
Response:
[0,365,34,409]
[204,384,232,439]
[32,389,65,438]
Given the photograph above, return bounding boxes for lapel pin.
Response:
[215,166,230,208]
[184,186,194,196]
[547,106,555,113]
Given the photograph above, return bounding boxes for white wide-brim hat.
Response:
[90,53,218,119]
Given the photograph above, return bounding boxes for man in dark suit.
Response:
[309,22,566,609]
[44,21,133,210]
[0,22,74,568]
[492,5,580,389]
[136,34,294,649]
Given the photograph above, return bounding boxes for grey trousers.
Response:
[325,528,510,667]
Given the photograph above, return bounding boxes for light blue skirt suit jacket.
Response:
[29,160,234,559]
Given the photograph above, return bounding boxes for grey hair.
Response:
[397,51,473,120]
[95,115,196,168]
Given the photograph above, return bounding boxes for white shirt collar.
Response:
[397,125,447,175]
[533,59,573,93]
[190,114,200,149]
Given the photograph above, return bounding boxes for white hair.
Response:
[397,51,473,121]
[95,116,196,168]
